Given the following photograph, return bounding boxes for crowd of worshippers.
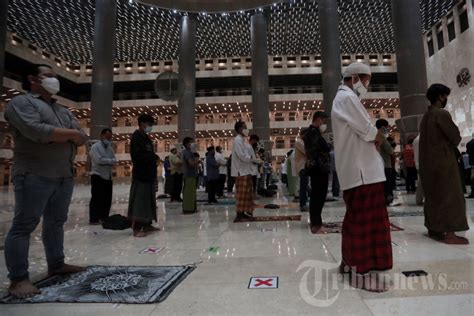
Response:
[3,62,473,298]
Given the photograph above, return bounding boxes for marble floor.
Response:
[0,182,473,315]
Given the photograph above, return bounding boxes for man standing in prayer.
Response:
[182,137,200,214]
[89,128,117,225]
[375,119,396,205]
[403,138,417,194]
[215,146,227,198]
[294,130,308,212]
[169,147,183,202]
[4,64,88,298]
[128,114,159,237]
[206,146,220,204]
[303,111,331,234]
[419,84,469,244]
[331,62,392,292]
[232,121,260,222]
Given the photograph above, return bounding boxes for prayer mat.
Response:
[1,265,195,304]
[315,222,404,234]
[251,215,302,222]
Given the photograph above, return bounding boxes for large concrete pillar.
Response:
[392,0,428,140]
[0,0,9,90]
[90,0,117,139]
[177,15,197,142]
[251,12,270,141]
[319,0,342,117]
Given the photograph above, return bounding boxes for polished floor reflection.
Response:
[0,183,473,315]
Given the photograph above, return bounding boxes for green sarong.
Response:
[128,178,157,222]
[182,176,197,212]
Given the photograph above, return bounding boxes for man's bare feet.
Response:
[133,230,147,237]
[310,225,322,234]
[8,279,41,299]
[48,264,86,277]
[443,232,469,245]
[350,273,389,293]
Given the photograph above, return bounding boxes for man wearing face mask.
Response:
[89,128,117,225]
[303,111,331,234]
[182,137,200,214]
[4,64,88,298]
[419,84,469,245]
[331,62,392,292]
[232,121,261,222]
[128,114,159,237]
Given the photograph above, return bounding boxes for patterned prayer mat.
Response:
[315,222,404,234]
[1,265,195,304]
[251,215,302,222]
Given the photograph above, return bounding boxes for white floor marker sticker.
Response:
[248,277,279,289]
[138,247,164,255]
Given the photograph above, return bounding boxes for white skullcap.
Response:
[342,62,371,78]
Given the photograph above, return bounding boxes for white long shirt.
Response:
[90,140,117,180]
[215,151,227,175]
[231,134,254,177]
[331,85,385,191]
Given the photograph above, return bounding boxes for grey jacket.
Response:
[5,93,86,178]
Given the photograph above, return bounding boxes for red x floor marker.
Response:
[248,277,278,289]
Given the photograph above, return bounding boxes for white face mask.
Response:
[144,126,153,134]
[320,124,327,133]
[352,75,368,99]
[41,77,60,95]
[242,129,249,137]
[190,143,197,152]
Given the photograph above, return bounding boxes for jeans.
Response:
[299,169,309,208]
[89,174,113,223]
[309,171,329,226]
[4,174,74,281]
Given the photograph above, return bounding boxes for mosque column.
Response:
[177,14,197,142]
[318,0,342,120]
[0,0,9,90]
[90,0,117,139]
[251,11,270,141]
[391,0,429,140]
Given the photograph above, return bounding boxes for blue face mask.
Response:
[144,126,153,134]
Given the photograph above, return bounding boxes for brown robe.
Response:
[419,105,469,233]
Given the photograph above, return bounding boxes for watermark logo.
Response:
[297,260,469,308]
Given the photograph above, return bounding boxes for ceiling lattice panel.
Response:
[6,0,459,65]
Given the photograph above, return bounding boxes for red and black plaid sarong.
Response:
[235,175,254,213]
[342,182,393,274]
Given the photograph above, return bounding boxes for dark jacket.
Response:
[206,154,220,181]
[467,139,474,166]
[130,130,158,182]
[303,124,331,174]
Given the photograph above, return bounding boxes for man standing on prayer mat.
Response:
[419,84,469,244]
[331,62,392,292]
[232,121,261,222]
[4,64,88,298]
[128,114,159,237]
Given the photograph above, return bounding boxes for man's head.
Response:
[100,128,113,142]
[426,84,451,108]
[375,119,390,135]
[249,134,260,146]
[234,121,248,137]
[183,137,194,150]
[138,114,155,134]
[216,146,222,153]
[312,111,329,131]
[22,64,60,96]
[342,62,372,98]
[207,146,215,155]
